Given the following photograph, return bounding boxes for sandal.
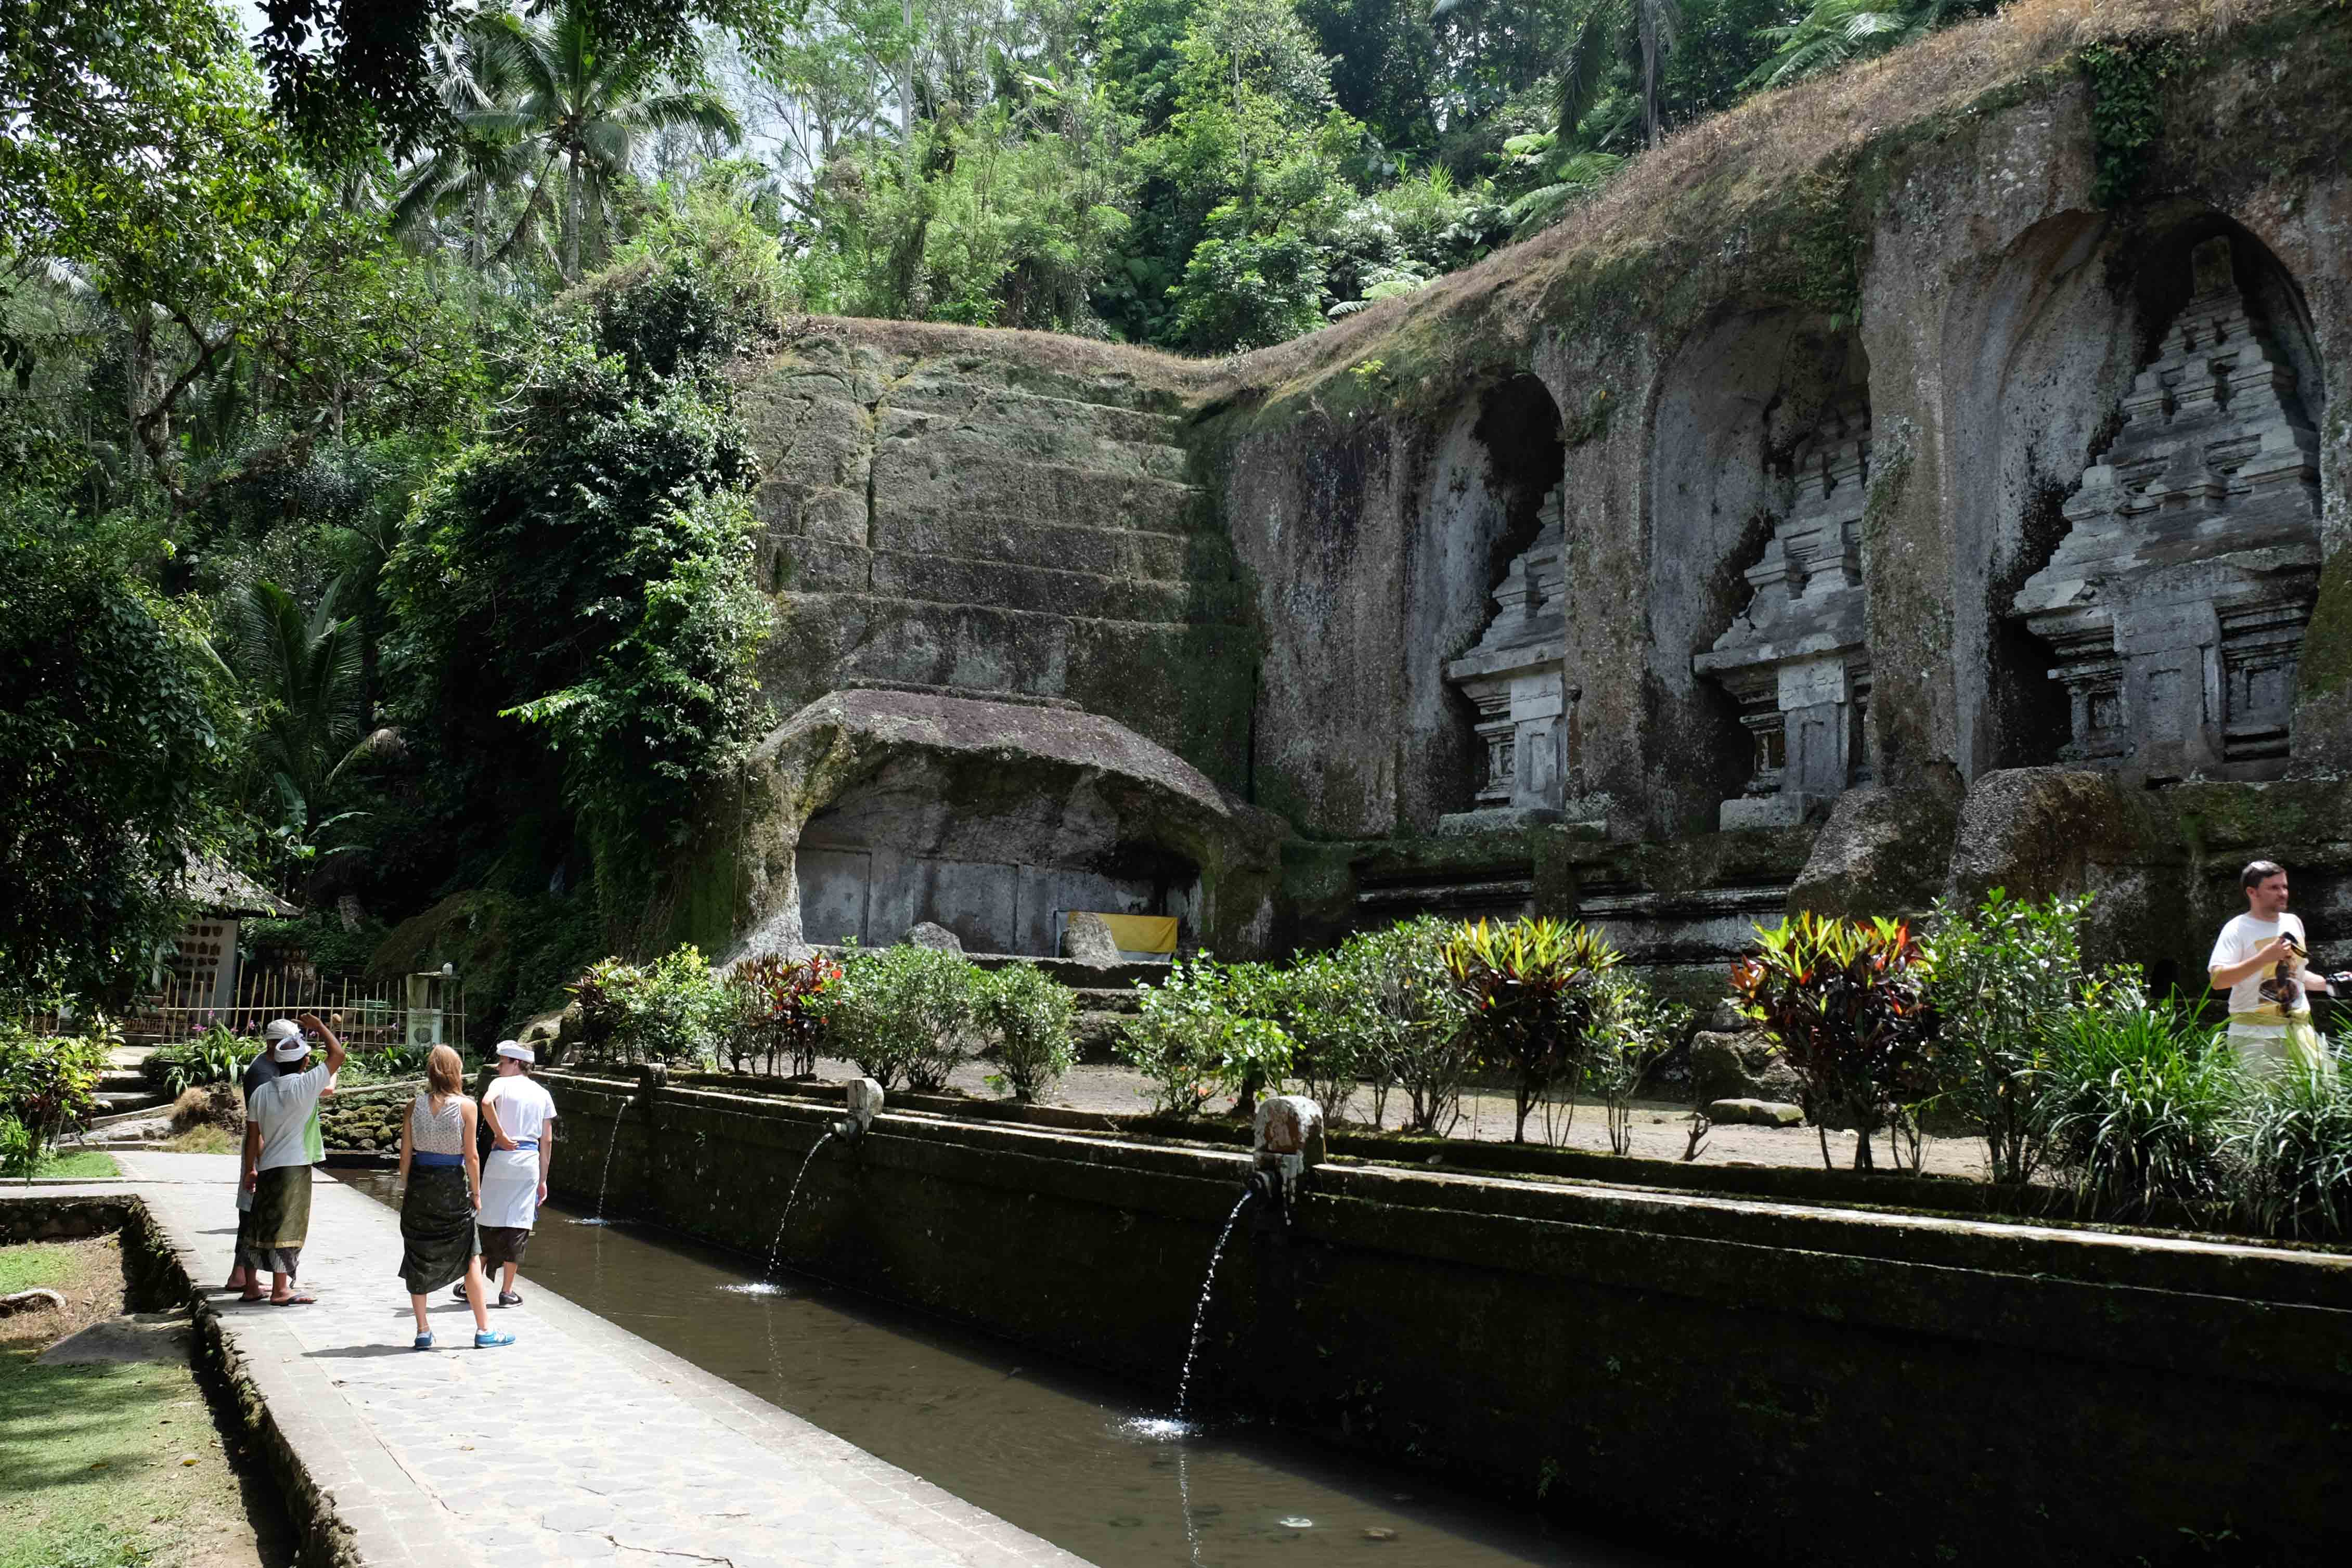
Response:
[473,1330,515,1349]
[269,1293,317,1306]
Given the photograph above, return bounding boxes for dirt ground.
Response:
[0,1236,291,1568]
[803,1056,1992,1179]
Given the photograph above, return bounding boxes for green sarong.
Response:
[397,1165,480,1295]
[237,1165,312,1278]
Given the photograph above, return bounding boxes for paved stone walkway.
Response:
[110,1151,1088,1568]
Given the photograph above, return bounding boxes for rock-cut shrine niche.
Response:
[1444,481,1570,824]
[1692,398,1873,829]
[2010,238,2323,783]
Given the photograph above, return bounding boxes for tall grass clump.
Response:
[2045,993,2235,1222]
[2224,1055,2352,1238]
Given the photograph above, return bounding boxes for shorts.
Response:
[478,1225,532,1270]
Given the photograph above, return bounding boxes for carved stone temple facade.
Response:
[2010,239,2324,784]
[1441,485,1578,831]
[1692,403,1875,830]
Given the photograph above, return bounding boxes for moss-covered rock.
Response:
[367,892,602,1044]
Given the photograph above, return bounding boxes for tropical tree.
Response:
[230,578,367,834]
[474,0,745,280]
[393,18,547,268]
[1742,0,1987,92]
[1431,0,1684,150]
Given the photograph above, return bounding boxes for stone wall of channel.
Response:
[545,1072,2352,1568]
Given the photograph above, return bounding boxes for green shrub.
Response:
[144,1024,254,1096]
[1115,955,1295,1118]
[975,963,1077,1101]
[1269,950,1373,1123]
[1730,912,1937,1170]
[1923,889,2101,1185]
[2224,1053,2352,1238]
[1328,916,1468,1134]
[0,1023,112,1176]
[1586,973,1691,1156]
[815,943,980,1093]
[1443,917,1621,1144]
[2045,995,2234,1221]
[563,945,728,1065]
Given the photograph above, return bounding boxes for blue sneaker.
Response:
[413,1332,433,1350]
[473,1330,515,1349]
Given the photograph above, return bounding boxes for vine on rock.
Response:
[2080,38,2183,208]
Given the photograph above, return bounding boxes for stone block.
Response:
[1720,793,1816,831]
[1063,913,1121,965]
[903,922,963,953]
[1688,1030,1802,1105]
[1788,764,1963,918]
[1707,1098,1804,1127]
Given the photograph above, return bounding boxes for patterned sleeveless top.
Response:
[409,1093,468,1156]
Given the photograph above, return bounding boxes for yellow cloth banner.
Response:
[1089,914,1179,954]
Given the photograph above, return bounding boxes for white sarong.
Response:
[479,1146,541,1230]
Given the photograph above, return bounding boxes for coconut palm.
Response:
[230,578,366,833]
[393,19,550,268]
[1431,0,1682,151]
[474,0,745,280]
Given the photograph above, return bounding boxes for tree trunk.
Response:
[564,146,581,282]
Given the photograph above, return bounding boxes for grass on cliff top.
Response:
[1210,0,2294,410]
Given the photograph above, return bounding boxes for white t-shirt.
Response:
[2209,912,2309,1018]
[482,1075,557,1143]
[249,1063,333,1172]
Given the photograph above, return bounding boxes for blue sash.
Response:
[413,1150,464,1168]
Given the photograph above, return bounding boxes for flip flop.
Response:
[269,1293,317,1306]
[239,1290,267,1303]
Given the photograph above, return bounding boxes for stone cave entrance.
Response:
[792,751,1200,957]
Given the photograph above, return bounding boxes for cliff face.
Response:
[734,327,1254,793]
[709,0,2352,965]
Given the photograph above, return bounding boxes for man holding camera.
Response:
[2208,860,2340,1077]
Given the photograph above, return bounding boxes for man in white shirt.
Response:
[2208,861,2339,1077]
[236,1013,346,1305]
[460,1039,559,1308]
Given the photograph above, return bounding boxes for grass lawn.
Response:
[0,1237,279,1568]
[19,1148,121,1180]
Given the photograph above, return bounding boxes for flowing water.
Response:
[573,1095,634,1225]
[1173,1189,1253,1427]
[339,1171,1673,1568]
[757,1130,835,1278]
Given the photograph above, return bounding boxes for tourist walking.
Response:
[457,1039,557,1309]
[2208,860,2349,1077]
[396,1045,513,1350]
[236,1014,346,1305]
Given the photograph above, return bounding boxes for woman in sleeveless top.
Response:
[395,1045,513,1350]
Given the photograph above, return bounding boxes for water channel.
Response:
[338,1170,1674,1568]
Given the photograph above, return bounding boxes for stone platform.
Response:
[104,1152,1084,1568]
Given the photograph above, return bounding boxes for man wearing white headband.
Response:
[461,1039,557,1308]
[236,1012,345,1304]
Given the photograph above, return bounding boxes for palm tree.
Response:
[1433,0,1682,151]
[475,1,745,280]
[230,579,366,834]
[394,19,548,268]
[1741,0,1980,92]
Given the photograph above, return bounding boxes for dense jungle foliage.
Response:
[0,0,2005,1019]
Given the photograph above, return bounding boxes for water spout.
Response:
[1250,1095,1325,1226]
[1173,1187,1253,1425]
[759,1079,883,1277]
[574,1090,637,1226]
